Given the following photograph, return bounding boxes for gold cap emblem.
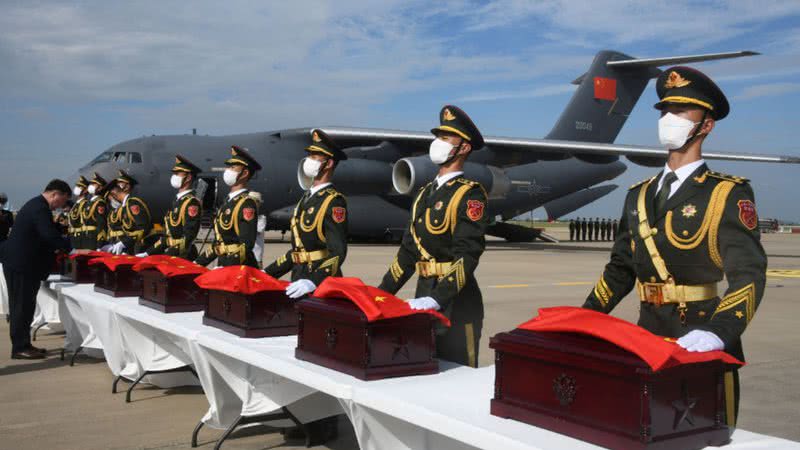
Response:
[665,71,691,89]
[230,147,237,156]
[443,108,456,121]
[312,131,321,142]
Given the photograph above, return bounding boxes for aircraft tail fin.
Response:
[547,50,758,144]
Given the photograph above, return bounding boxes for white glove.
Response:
[68,249,78,255]
[212,266,223,270]
[99,244,113,252]
[135,252,148,258]
[407,296,440,311]
[285,279,316,299]
[677,330,725,352]
[111,241,126,255]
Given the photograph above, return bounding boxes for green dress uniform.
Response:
[68,176,89,249]
[107,200,125,246]
[583,66,767,428]
[112,170,153,255]
[149,192,202,260]
[147,156,203,260]
[196,146,262,268]
[196,189,259,267]
[81,173,109,250]
[264,130,348,284]
[378,105,489,368]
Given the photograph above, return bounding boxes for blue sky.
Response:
[1,1,799,221]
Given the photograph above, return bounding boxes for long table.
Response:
[55,282,800,450]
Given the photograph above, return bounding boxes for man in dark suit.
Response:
[0,180,72,359]
[0,193,13,242]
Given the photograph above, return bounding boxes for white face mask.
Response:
[302,158,324,178]
[170,174,184,189]
[223,168,240,186]
[72,186,83,197]
[110,198,121,209]
[429,138,456,165]
[658,112,701,150]
[87,184,97,195]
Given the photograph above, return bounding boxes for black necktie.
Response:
[655,171,677,214]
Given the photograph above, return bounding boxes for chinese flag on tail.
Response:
[593,76,617,101]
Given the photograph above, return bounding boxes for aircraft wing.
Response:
[321,126,800,167]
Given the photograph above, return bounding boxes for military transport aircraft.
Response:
[72,50,800,241]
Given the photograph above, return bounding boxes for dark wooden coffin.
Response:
[490,329,733,450]
[62,254,94,283]
[203,289,298,338]
[93,264,142,298]
[138,269,207,313]
[295,297,439,381]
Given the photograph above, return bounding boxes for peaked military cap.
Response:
[305,129,348,161]
[654,66,729,120]
[172,154,202,174]
[114,169,138,187]
[225,145,262,172]
[431,104,484,149]
[75,175,89,189]
[90,172,107,188]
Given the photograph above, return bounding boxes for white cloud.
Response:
[734,82,800,100]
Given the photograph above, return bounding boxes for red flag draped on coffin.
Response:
[132,255,209,277]
[88,255,141,271]
[70,250,112,260]
[194,265,288,294]
[517,306,742,371]
[314,277,450,326]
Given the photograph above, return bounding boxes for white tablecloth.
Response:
[31,275,73,333]
[58,285,800,449]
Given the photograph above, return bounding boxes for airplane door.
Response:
[196,176,219,224]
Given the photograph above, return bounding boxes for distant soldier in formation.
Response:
[67,176,89,249]
[106,170,153,255]
[141,155,203,260]
[612,218,619,240]
[0,192,13,242]
[583,66,767,428]
[196,146,261,268]
[379,105,489,368]
[568,218,575,241]
[593,217,600,241]
[603,218,610,241]
[82,173,109,250]
[580,217,587,241]
[264,129,349,299]
[586,217,594,241]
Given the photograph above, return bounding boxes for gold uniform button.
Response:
[651,228,658,236]
[650,276,656,283]
[682,230,689,236]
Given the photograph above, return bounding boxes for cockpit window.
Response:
[89,151,113,165]
[113,152,126,163]
[129,152,142,164]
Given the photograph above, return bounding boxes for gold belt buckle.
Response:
[642,282,664,306]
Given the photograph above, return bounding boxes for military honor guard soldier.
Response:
[378,105,489,368]
[105,170,153,255]
[583,66,767,428]
[196,146,261,268]
[568,218,576,241]
[82,173,109,250]
[139,155,203,260]
[580,217,587,241]
[67,176,89,249]
[264,129,348,299]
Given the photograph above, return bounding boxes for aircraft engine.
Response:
[392,156,510,199]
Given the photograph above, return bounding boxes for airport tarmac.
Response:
[1,232,798,449]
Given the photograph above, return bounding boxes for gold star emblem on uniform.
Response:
[665,71,691,89]
[374,296,385,303]
[312,131,321,142]
[443,108,456,121]
[681,204,697,218]
[434,201,443,211]
[307,206,315,214]
[735,311,744,319]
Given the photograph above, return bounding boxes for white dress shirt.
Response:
[434,171,464,189]
[656,159,705,199]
